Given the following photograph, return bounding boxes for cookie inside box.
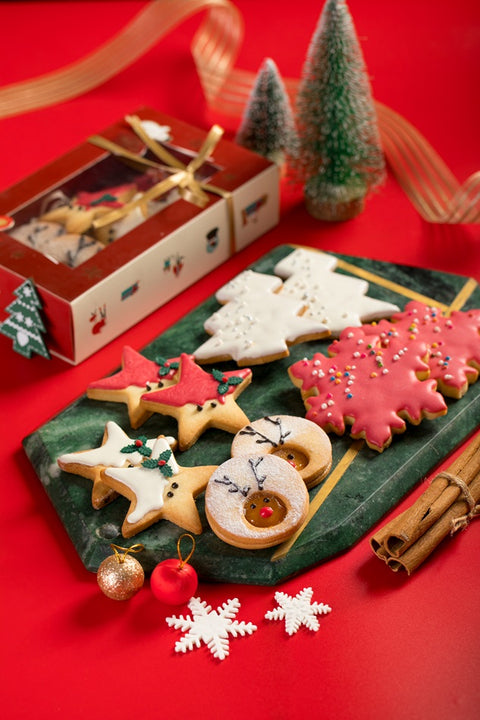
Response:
[22,245,480,585]
[8,140,220,268]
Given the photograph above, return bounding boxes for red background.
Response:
[1,2,479,719]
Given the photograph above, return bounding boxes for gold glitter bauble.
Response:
[97,554,145,601]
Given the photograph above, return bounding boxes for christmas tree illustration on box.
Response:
[0,278,50,359]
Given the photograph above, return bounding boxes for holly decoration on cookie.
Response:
[120,435,153,458]
[211,368,244,395]
[366,301,480,398]
[289,326,448,451]
[141,449,175,477]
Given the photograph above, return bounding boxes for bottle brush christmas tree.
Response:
[236,57,298,166]
[294,0,385,221]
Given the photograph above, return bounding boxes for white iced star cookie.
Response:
[102,436,216,537]
[265,586,332,635]
[57,421,175,509]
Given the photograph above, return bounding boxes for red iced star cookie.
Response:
[289,326,447,452]
[140,353,252,450]
[87,346,183,428]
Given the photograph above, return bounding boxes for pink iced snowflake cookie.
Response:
[288,326,448,452]
[367,301,480,399]
[87,346,183,428]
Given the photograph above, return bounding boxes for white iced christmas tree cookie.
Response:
[194,269,330,365]
[265,586,332,635]
[274,248,399,336]
[166,596,257,660]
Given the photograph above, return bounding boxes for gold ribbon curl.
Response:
[90,115,236,250]
[0,0,477,224]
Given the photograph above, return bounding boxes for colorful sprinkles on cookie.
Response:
[289,326,448,451]
[366,301,480,398]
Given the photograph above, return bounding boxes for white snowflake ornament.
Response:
[265,587,332,635]
[166,596,257,660]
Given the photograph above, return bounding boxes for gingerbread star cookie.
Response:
[289,326,448,452]
[102,436,216,537]
[140,353,252,450]
[365,301,480,398]
[87,346,183,428]
[57,421,175,508]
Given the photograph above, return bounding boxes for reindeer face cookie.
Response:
[231,415,332,489]
[205,455,309,549]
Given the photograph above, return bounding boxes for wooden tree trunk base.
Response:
[305,193,365,222]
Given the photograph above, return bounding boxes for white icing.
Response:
[195,270,328,362]
[103,436,178,524]
[58,421,175,469]
[274,248,400,336]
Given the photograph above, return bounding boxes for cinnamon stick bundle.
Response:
[370,431,480,574]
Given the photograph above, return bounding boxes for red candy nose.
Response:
[260,507,274,518]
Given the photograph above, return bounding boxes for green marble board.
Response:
[23,245,480,585]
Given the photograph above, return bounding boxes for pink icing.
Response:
[88,346,169,391]
[365,302,480,393]
[289,326,447,451]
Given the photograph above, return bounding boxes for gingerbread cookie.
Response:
[289,326,448,452]
[194,269,329,365]
[365,301,480,398]
[87,346,182,428]
[102,436,216,537]
[274,248,399,336]
[231,415,332,489]
[205,455,309,549]
[140,353,252,450]
[57,421,176,509]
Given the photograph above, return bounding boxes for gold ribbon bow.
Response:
[89,115,227,230]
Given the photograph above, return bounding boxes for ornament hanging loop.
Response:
[177,534,196,568]
[111,543,145,564]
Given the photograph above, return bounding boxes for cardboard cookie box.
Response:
[0,108,280,363]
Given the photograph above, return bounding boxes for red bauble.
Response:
[150,558,198,605]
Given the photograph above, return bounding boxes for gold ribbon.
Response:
[90,115,236,251]
[0,0,477,224]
